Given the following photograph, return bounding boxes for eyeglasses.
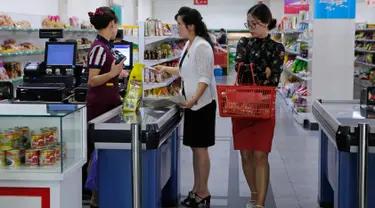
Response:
[244,21,262,29]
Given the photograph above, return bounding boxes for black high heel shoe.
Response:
[181,191,195,207]
[192,194,211,208]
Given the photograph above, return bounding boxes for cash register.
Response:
[17,41,77,102]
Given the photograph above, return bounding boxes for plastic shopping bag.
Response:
[85,150,98,191]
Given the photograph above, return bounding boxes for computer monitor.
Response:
[45,42,77,68]
[116,29,124,40]
[114,43,133,70]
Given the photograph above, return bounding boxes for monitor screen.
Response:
[46,43,75,66]
[114,44,133,69]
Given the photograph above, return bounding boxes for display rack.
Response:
[123,21,183,100]
[0,103,87,208]
[271,11,316,129]
[0,28,97,86]
[354,23,375,99]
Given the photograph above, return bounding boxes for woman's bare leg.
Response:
[192,147,211,199]
[240,150,257,203]
[192,148,199,192]
[254,151,270,206]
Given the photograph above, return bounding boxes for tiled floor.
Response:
[84,73,320,208]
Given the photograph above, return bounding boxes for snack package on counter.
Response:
[123,112,139,124]
[123,63,144,112]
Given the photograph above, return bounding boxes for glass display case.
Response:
[0,103,86,173]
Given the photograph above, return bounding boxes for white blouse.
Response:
[180,36,217,111]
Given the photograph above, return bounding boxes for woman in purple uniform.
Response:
[84,7,125,208]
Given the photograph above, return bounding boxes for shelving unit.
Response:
[123,21,183,99]
[272,12,317,129]
[0,27,97,85]
[354,24,375,99]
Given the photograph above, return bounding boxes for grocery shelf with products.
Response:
[271,11,316,129]
[0,103,86,208]
[122,20,184,100]
[354,23,375,99]
[0,13,97,85]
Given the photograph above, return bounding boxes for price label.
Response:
[367,0,375,7]
[194,0,208,5]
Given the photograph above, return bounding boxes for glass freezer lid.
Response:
[89,105,180,131]
[104,107,172,124]
[0,103,85,117]
[319,101,375,125]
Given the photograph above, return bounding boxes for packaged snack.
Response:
[69,17,79,28]
[0,14,15,27]
[156,73,162,83]
[123,63,144,112]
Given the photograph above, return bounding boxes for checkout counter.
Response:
[312,99,375,208]
[88,104,182,208]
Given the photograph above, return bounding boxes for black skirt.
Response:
[183,100,217,148]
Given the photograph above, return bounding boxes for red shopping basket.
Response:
[216,63,276,119]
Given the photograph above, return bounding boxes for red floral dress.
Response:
[232,35,285,152]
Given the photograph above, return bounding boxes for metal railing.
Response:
[358,123,369,208]
[131,123,142,208]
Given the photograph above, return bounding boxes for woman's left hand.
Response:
[181,98,198,109]
[265,67,272,78]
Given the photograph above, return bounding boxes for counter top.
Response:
[312,100,375,152]
[89,104,182,149]
[0,103,85,117]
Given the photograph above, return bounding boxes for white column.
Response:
[312,0,356,101]
[138,0,153,21]
[121,0,137,25]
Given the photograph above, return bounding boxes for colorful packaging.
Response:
[25,149,39,166]
[6,149,20,167]
[123,63,144,112]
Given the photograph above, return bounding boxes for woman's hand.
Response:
[181,98,198,109]
[265,67,272,78]
[153,65,166,74]
[109,60,125,78]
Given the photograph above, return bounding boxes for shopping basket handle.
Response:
[235,62,256,85]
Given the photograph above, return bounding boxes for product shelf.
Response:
[296,56,312,62]
[283,66,311,81]
[0,27,96,33]
[0,49,44,57]
[144,55,181,67]
[143,76,178,91]
[355,48,375,53]
[356,39,375,43]
[355,60,375,67]
[285,48,300,55]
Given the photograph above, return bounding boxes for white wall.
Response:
[0,0,59,16]
[66,0,110,22]
[152,0,257,29]
[138,0,153,21]
[356,2,375,22]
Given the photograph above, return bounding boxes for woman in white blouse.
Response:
[154,6,217,208]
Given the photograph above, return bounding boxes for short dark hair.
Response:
[89,7,118,30]
[247,4,277,30]
[220,28,225,33]
[175,7,214,49]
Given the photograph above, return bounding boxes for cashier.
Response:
[84,6,124,208]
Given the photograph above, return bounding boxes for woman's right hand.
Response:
[109,59,125,78]
[153,65,166,74]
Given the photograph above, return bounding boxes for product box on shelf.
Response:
[0,103,86,174]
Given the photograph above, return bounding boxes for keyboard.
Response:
[19,83,66,90]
